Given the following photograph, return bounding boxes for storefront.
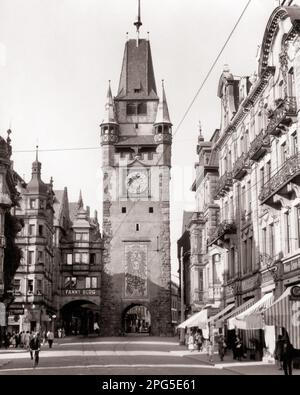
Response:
[264,285,300,348]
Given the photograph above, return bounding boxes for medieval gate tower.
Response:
[100,1,173,336]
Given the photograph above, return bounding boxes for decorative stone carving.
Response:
[124,244,148,298]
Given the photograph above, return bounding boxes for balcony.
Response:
[249,130,271,161]
[259,152,300,205]
[208,220,237,246]
[266,96,297,137]
[214,172,233,199]
[232,153,251,180]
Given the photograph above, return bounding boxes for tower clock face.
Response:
[126,171,148,194]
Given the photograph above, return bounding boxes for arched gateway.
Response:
[60,300,100,336]
[123,304,151,335]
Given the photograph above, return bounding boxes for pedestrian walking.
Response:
[235,336,243,361]
[218,335,226,362]
[29,332,41,368]
[207,338,214,362]
[195,331,203,352]
[20,331,25,348]
[58,328,62,339]
[24,331,31,350]
[281,336,294,376]
[47,330,54,349]
[188,332,195,352]
[274,335,284,370]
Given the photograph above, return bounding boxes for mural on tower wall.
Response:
[125,244,148,298]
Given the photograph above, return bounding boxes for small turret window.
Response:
[137,103,147,115]
[127,103,136,115]
[158,125,163,134]
[163,125,169,134]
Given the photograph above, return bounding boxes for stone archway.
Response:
[122,304,151,335]
[60,300,100,336]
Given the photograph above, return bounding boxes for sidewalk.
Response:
[177,345,300,375]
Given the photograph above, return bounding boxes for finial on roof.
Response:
[134,0,143,34]
[198,121,204,142]
[36,145,39,162]
[78,190,83,209]
[223,64,230,73]
[147,31,150,41]
[50,176,53,188]
[6,128,12,145]
[126,32,129,41]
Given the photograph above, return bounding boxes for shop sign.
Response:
[290,286,300,301]
[64,289,97,296]
[9,309,24,315]
[8,315,20,325]
[0,302,6,326]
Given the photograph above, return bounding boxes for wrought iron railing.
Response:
[249,129,271,161]
[259,152,300,202]
[214,171,233,199]
[266,96,297,137]
[232,153,251,180]
[208,220,237,246]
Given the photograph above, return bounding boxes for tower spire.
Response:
[134,0,142,41]
[36,145,39,162]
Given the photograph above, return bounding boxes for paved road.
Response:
[0,337,237,375]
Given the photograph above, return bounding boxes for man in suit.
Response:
[29,332,41,368]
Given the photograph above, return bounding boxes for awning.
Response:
[215,298,255,328]
[228,293,274,330]
[177,309,208,329]
[264,286,300,348]
[207,303,235,326]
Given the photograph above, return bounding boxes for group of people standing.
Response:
[185,330,227,362]
[1,331,33,349]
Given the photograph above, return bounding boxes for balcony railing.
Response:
[259,152,300,204]
[232,153,251,180]
[249,130,271,161]
[214,172,233,199]
[208,220,237,246]
[266,96,297,137]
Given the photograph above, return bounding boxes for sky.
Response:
[0,0,287,281]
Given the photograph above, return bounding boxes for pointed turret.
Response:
[78,190,83,209]
[154,80,172,125]
[101,81,118,125]
[100,81,119,146]
[27,146,48,195]
[154,81,172,145]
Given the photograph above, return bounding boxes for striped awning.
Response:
[264,286,300,348]
[215,298,255,329]
[177,309,208,329]
[207,303,235,325]
[228,293,274,330]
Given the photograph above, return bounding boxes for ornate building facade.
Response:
[179,5,300,346]
[100,12,173,336]
[8,156,103,335]
[10,153,55,333]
